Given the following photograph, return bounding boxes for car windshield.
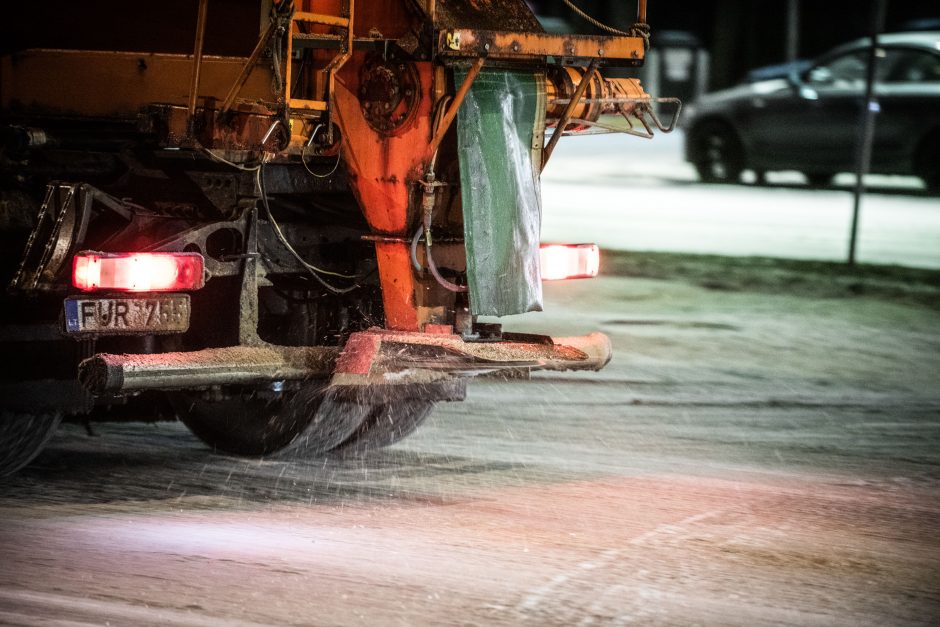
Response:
[882,48,940,82]
[806,46,940,87]
[806,50,868,87]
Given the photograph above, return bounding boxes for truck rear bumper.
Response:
[79,329,612,395]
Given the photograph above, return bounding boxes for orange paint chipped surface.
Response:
[333,61,435,331]
[374,241,419,331]
[333,62,434,235]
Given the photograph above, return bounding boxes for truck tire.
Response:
[0,411,61,477]
[174,385,372,458]
[330,401,434,456]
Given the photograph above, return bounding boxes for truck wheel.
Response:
[331,401,435,456]
[0,411,61,477]
[690,121,745,183]
[174,386,371,458]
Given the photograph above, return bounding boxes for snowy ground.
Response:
[1,125,938,625]
[541,131,940,269]
[1,273,938,625]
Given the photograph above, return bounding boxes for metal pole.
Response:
[425,57,485,163]
[785,0,800,63]
[542,58,599,171]
[220,20,276,114]
[848,0,886,266]
[188,0,210,125]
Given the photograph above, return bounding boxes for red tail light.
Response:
[72,252,205,292]
[539,244,600,281]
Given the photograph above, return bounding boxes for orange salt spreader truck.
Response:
[0,0,678,474]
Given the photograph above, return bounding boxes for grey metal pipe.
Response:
[79,345,339,394]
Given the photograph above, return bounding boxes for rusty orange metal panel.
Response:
[290,98,329,112]
[438,30,645,63]
[0,50,275,117]
[293,11,350,28]
[351,0,415,39]
[332,61,434,235]
[294,0,414,39]
[374,241,419,332]
[331,60,435,331]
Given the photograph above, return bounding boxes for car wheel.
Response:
[915,132,940,194]
[691,122,745,183]
[805,172,834,188]
[923,168,940,195]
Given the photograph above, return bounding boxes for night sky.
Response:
[533,0,939,88]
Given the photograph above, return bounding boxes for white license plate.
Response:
[64,294,190,335]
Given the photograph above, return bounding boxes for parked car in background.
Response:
[745,60,811,83]
[683,32,940,192]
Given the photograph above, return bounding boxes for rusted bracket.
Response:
[237,207,263,346]
[541,58,599,171]
[220,19,279,114]
[425,57,485,165]
[561,97,683,139]
[187,0,210,131]
[10,184,136,291]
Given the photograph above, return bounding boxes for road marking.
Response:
[628,509,724,546]
[517,509,724,612]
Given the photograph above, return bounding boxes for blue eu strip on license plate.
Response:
[64,294,190,335]
[64,299,81,332]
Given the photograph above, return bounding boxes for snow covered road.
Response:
[2,275,938,625]
[542,132,940,269]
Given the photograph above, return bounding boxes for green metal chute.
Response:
[456,68,546,317]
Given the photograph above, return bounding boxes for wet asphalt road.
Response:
[1,276,939,625]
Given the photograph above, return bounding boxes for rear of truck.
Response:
[0,0,677,474]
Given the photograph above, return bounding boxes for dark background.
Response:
[2,1,937,92]
[531,0,940,89]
